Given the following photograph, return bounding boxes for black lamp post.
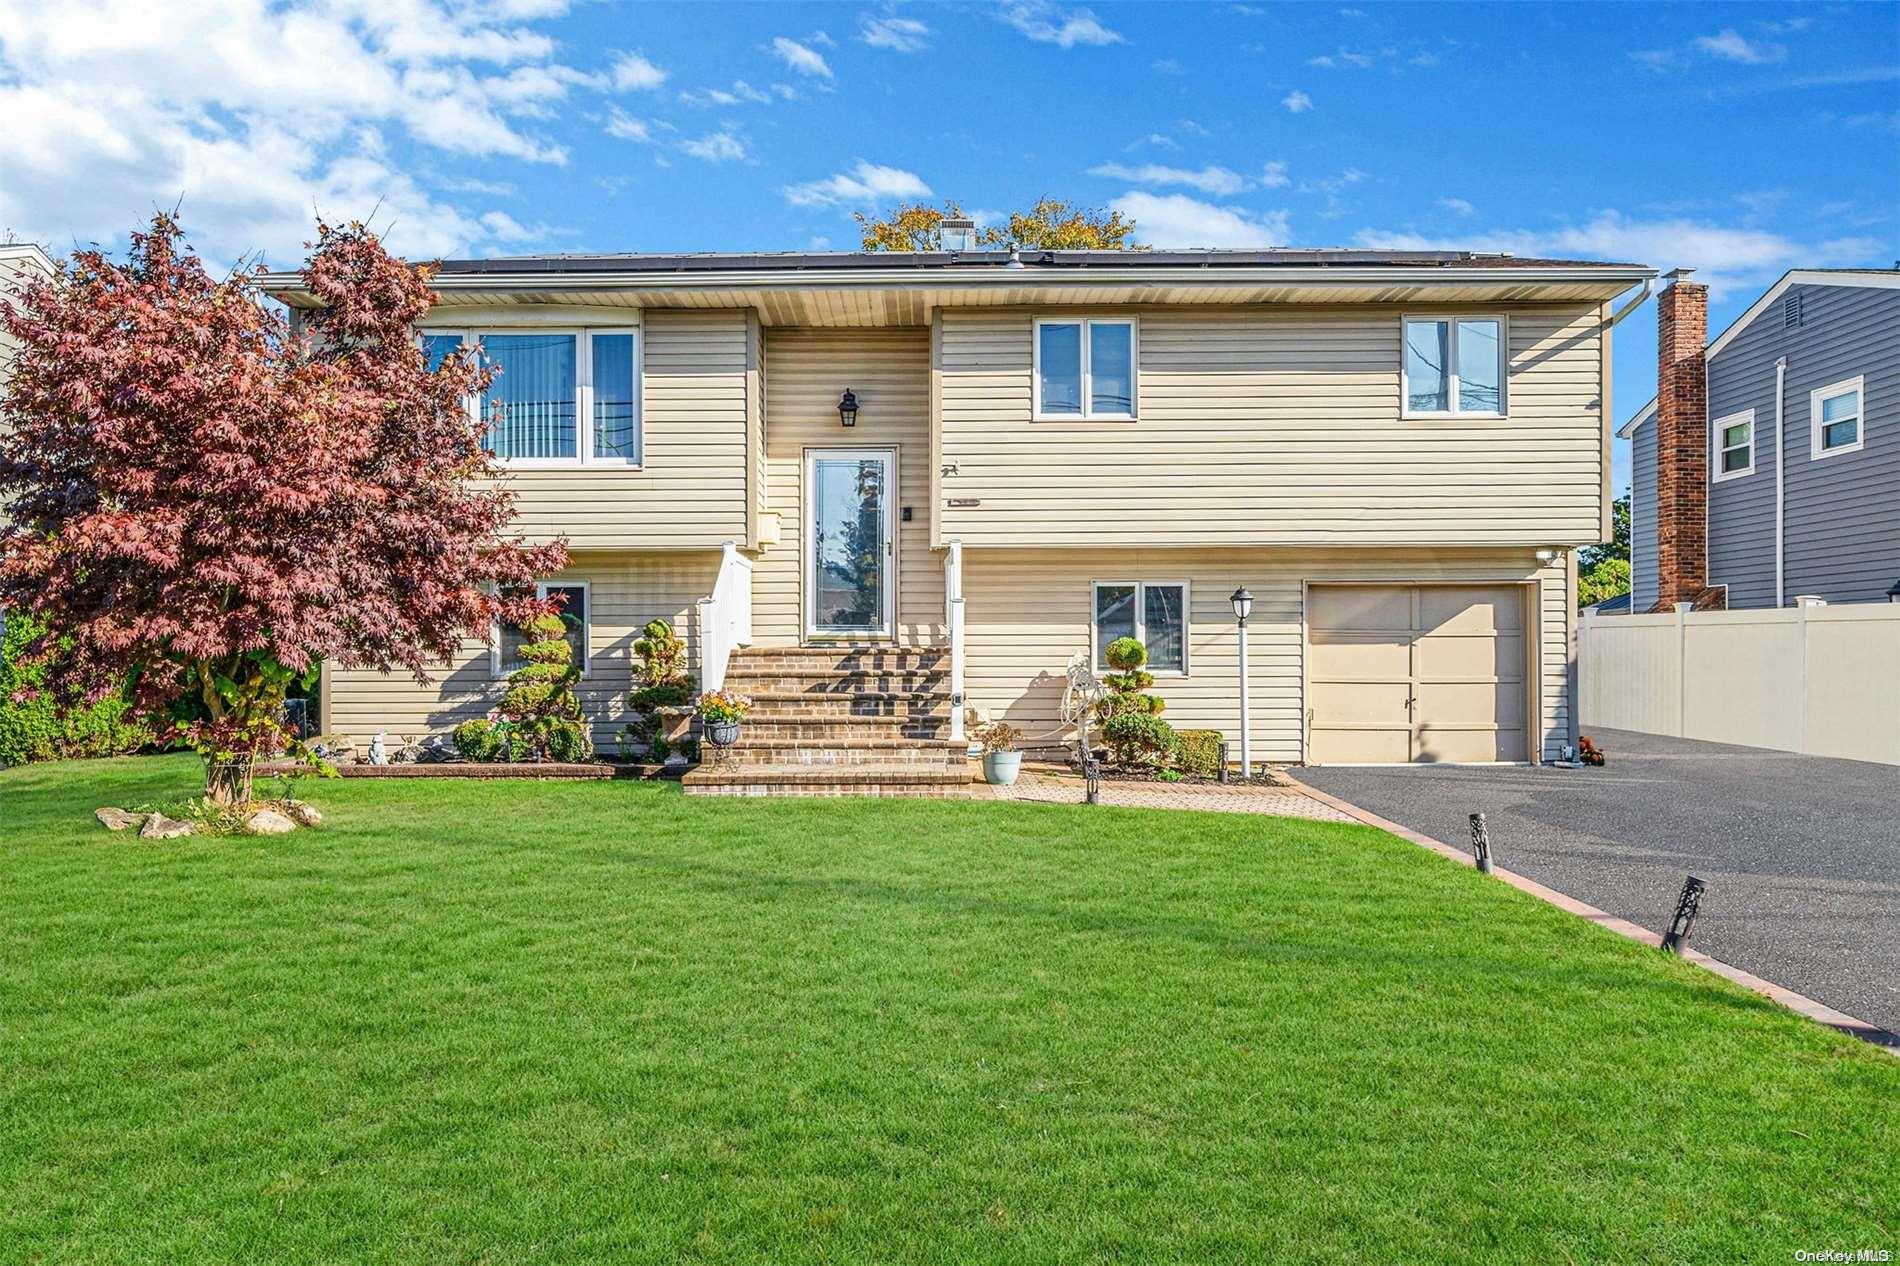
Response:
[838,388,860,428]
[1231,587,1253,776]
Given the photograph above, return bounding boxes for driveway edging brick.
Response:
[1284,772,1900,1055]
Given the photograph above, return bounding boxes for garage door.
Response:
[1308,584,1528,764]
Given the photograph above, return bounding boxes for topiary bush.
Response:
[494,612,593,762]
[0,614,153,766]
[627,618,697,760]
[1173,729,1224,779]
[452,717,509,762]
[1102,709,1176,769]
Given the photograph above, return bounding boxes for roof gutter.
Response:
[255,262,1657,300]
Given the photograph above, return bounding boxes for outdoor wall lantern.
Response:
[1230,587,1253,777]
[1887,576,1900,603]
[838,388,860,428]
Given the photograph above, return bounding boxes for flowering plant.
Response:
[696,690,753,725]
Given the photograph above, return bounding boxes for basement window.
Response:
[495,581,591,678]
[1036,319,1138,420]
[1402,316,1506,417]
[1712,409,1754,481]
[1811,376,1864,459]
[1093,581,1188,675]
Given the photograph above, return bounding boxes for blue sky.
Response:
[3,1,1896,492]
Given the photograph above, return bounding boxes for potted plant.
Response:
[697,689,751,748]
[979,721,1023,786]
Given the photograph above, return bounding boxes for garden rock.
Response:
[95,806,144,831]
[284,801,324,827]
[245,808,298,835]
[138,812,194,839]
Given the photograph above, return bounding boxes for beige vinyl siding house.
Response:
[261,249,1650,769]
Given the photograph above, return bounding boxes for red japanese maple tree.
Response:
[0,214,566,804]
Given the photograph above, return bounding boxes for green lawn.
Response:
[3,756,1894,1263]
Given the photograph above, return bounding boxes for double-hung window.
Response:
[1712,409,1754,481]
[1093,581,1188,675]
[1402,316,1505,417]
[1036,318,1137,419]
[1810,376,1864,459]
[495,581,590,678]
[424,328,641,466]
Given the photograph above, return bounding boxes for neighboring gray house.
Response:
[1619,267,1900,611]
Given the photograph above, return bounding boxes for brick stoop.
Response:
[682,645,972,798]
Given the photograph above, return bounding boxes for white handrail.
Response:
[697,541,752,693]
[944,539,965,742]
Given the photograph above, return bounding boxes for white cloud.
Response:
[610,52,667,90]
[1281,89,1313,113]
[681,79,773,107]
[1694,28,1785,64]
[783,160,931,208]
[1260,160,1289,188]
[1307,48,1372,69]
[605,109,654,142]
[0,0,587,266]
[1001,2,1125,48]
[860,15,930,52]
[772,36,834,78]
[1437,196,1476,216]
[1353,210,1885,297]
[1109,192,1289,248]
[1089,162,1249,196]
[681,130,746,162]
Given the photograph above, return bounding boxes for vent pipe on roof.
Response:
[1006,244,1024,269]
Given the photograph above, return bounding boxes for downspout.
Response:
[1604,277,1656,330]
[1775,356,1787,608]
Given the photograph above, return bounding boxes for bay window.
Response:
[1402,316,1506,417]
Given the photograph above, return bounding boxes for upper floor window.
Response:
[1402,316,1505,417]
[1810,376,1864,459]
[1712,409,1754,481]
[1093,580,1188,675]
[424,328,640,466]
[1036,318,1137,420]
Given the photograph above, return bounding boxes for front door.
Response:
[805,448,895,641]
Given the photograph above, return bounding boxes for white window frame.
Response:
[1399,314,1509,420]
[1091,580,1191,677]
[1809,374,1865,460]
[427,328,643,469]
[1033,317,1139,421]
[1711,408,1755,482]
[491,580,592,679]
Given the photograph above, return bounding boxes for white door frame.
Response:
[803,447,898,642]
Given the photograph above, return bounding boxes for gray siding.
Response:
[1707,282,1900,608]
[1631,412,1658,611]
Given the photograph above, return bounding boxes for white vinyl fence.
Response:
[1579,602,1900,766]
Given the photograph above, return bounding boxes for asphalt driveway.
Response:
[1300,728,1900,1035]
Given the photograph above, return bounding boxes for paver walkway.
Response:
[980,769,1354,821]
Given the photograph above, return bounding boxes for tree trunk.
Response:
[204,757,254,807]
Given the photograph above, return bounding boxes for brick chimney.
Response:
[1653,267,1709,610]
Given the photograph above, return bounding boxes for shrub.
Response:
[0,614,152,766]
[452,718,508,762]
[627,619,696,760]
[1173,729,1224,779]
[495,613,592,762]
[1103,710,1175,768]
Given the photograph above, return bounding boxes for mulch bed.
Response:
[256,761,686,781]
[1045,762,1291,788]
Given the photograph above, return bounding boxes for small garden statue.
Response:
[1096,637,1175,768]
[627,619,697,764]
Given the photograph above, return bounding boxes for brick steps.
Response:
[684,643,966,798]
